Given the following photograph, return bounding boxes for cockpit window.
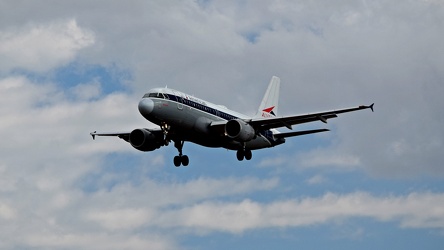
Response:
[144,92,168,99]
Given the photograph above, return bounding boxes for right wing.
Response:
[248,103,374,131]
[209,104,373,137]
[209,103,373,134]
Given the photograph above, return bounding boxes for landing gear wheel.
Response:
[174,156,181,167]
[173,155,189,167]
[236,150,244,161]
[181,155,189,166]
[244,149,252,160]
[236,148,252,161]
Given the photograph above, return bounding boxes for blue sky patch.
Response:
[53,62,132,96]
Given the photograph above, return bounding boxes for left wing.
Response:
[90,131,130,142]
[248,103,374,131]
[90,128,165,152]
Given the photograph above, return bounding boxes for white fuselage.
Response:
[139,88,283,150]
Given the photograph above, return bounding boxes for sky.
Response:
[0,0,444,249]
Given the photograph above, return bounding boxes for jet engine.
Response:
[225,119,255,142]
[129,129,163,152]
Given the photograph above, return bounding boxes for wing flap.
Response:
[273,129,329,139]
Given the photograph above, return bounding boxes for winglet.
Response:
[90,131,96,140]
[359,103,374,112]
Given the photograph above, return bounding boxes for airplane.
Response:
[91,76,374,167]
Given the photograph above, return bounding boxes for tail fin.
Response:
[255,76,280,118]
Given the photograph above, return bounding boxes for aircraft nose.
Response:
[138,98,154,117]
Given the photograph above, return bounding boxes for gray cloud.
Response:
[0,19,94,72]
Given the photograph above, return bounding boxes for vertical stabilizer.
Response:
[255,76,280,118]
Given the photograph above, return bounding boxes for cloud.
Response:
[23,233,176,250]
[86,208,155,230]
[0,1,443,249]
[69,79,102,101]
[258,154,288,167]
[297,148,362,170]
[0,19,94,72]
[0,203,16,220]
[306,174,327,185]
[151,192,444,234]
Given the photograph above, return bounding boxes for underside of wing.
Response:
[90,131,131,141]
[273,128,329,139]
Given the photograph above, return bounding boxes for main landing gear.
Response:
[236,148,252,161]
[173,140,189,167]
[160,123,188,167]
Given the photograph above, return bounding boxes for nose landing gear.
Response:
[161,123,171,146]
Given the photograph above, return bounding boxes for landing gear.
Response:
[161,122,171,146]
[245,149,252,160]
[236,148,252,161]
[173,140,189,167]
[174,155,189,167]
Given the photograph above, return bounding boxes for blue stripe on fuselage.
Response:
[163,93,238,121]
[150,93,278,144]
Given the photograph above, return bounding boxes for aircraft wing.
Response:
[273,128,330,138]
[249,103,374,131]
[90,131,131,141]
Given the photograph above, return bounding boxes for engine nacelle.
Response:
[129,129,163,152]
[225,119,255,142]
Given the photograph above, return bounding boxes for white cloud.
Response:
[258,155,288,168]
[306,174,327,185]
[24,232,176,250]
[0,19,94,72]
[86,208,155,230]
[69,80,102,101]
[150,192,444,234]
[297,149,361,170]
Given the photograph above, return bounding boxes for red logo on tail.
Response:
[262,106,276,117]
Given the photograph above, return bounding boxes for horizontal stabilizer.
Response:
[273,129,329,139]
